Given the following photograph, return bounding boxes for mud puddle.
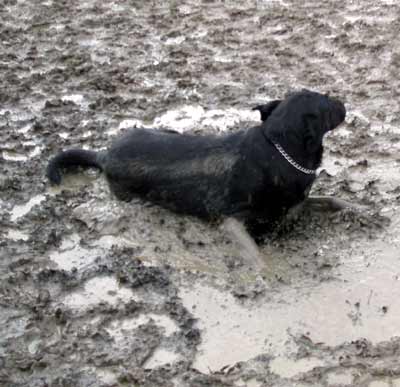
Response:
[10,194,46,222]
[109,105,260,136]
[180,237,400,374]
[62,276,138,309]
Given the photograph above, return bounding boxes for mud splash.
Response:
[108,105,260,136]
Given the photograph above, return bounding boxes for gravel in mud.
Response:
[1,1,400,386]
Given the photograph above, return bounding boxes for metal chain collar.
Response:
[272,141,316,175]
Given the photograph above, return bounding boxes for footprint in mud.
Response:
[59,274,187,371]
[105,314,180,369]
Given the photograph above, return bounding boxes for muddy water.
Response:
[2,0,400,386]
[181,238,400,374]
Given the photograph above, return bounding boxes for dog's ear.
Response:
[252,100,281,122]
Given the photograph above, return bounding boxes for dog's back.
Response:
[103,128,247,217]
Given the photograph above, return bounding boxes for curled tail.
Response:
[47,149,103,185]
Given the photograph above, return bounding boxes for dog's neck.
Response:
[263,131,323,173]
[271,141,316,175]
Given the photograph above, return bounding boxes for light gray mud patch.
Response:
[2,0,400,386]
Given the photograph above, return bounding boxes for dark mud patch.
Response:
[2,0,400,386]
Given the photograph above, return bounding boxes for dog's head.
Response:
[255,90,346,165]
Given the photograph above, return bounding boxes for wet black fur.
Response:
[47,90,346,228]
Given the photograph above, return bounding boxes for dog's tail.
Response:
[47,149,104,185]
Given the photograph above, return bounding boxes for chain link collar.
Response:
[272,141,316,175]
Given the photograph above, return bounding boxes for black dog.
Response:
[47,90,346,232]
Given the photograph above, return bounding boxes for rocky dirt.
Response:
[1,0,400,386]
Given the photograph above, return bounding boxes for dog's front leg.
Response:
[304,195,366,212]
[220,217,265,269]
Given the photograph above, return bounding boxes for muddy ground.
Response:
[1,0,400,386]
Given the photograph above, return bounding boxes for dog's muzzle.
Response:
[329,98,346,130]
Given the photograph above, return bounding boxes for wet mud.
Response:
[1,0,400,386]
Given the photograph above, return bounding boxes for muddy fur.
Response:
[47,90,345,228]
